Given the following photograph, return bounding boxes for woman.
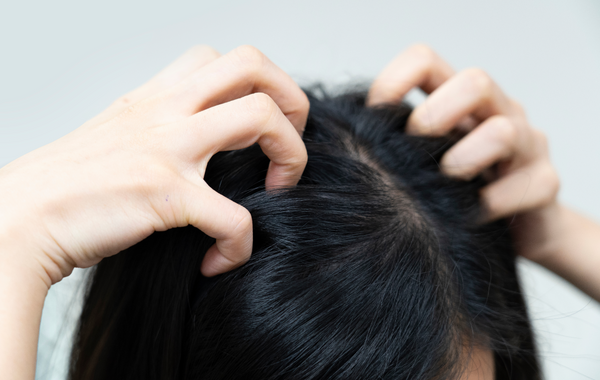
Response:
[70,86,540,379]
[0,44,597,380]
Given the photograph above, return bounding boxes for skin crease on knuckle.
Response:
[231,45,268,83]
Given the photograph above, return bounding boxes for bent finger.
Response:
[176,182,253,277]
[480,161,560,221]
[408,68,513,136]
[367,44,455,106]
[162,45,309,134]
[441,116,519,180]
[99,45,220,122]
[176,93,307,190]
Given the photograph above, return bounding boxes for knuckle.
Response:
[545,166,561,198]
[490,116,518,146]
[509,98,526,116]
[229,206,253,239]
[462,67,494,96]
[244,93,278,126]
[287,146,309,171]
[298,145,309,165]
[407,43,438,66]
[538,164,560,204]
[118,103,143,118]
[189,44,220,60]
[232,44,266,73]
[298,90,310,115]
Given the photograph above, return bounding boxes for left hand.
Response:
[367,44,559,224]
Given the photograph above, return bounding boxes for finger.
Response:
[408,68,513,136]
[174,181,254,277]
[98,45,221,122]
[175,93,307,190]
[162,45,309,134]
[367,44,455,106]
[480,161,560,221]
[440,116,519,180]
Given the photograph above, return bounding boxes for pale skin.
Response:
[0,43,599,380]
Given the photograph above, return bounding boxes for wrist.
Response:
[0,227,51,380]
[0,252,49,380]
[0,213,70,289]
[531,204,600,301]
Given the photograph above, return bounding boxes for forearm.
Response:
[533,204,600,302]
[0,231,50,380]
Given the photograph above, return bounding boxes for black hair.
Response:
[69,89,541,380]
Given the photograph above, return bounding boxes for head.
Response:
[69,88,540,380]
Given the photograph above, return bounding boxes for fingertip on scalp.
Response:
[406,109,435,136]
[365,88,394,107]
[439,160,473,181]
[201,243,251,277]
[201,245,229,277]
[264,146,308,191]
[439,143,482,181]
[264,164,305,191]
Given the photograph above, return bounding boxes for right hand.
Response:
[0,45,309,282]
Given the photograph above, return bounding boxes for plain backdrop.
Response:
[1,0,599,379]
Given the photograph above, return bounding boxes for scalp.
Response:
[70,88,541,380]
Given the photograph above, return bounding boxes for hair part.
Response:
[70,89,540,380]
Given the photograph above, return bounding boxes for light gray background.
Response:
[1,0,599,379]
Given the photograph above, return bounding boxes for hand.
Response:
[367,44,560,262]
[0,45,309,282]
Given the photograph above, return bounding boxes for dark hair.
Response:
[69,89,540,380]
